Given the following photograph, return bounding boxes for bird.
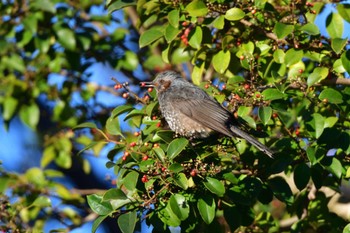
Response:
[145,71,274,158]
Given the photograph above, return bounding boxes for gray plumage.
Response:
[150,71,274,158]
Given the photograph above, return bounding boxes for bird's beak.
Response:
[142,81,156,87]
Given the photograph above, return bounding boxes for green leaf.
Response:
[168,9,179,28]
[212,15,225,29]
[285,49,303,66]
[204,177,225,197]
[307,67,329,86]
[32,196,51,207]
[262,88,286,101]
[73,122,98,130]
[268,176,294,205]
[224,8,245,21]
[92,215,108,233]
[324,116,338,128]
[169,194,189,221]
[337,4,350,23]
[168,163,184,173]
[188,26,202,49]
[19,102,40,130]
[152,147,166,163]
[293,163,310,191]
[87,194,113,215]
[312,113,325,139]
[258,106,272,125]
[341,50,350,73]
[274,22,294,39]
[319,88,343,104]
[192,61,205,85]
[30,0,56,13]
[185,0,208,17]
[106,116,122,136]
[55,151,72,169]
[344,223,350,233]
[331,38,347,54]
[326,12,343,38]
[167,138,189,160]
[122,171,139,191]
[173,173,188,190]
[118,211,137,233]
[54,25,76,51]
[326,157,343,179]
[3,96,18,120]
[107,0,136,13]
[165,24,180,42]
[197,195,216,224]
[41,146,56,168]
[299,23,320,35]
[111,105,134,117]
[139,29,163,48]
[333,59,346,73]
[212,50,231,74]
[273,49,285,64]
[158,203,181,226]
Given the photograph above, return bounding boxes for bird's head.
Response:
[145,71,184,93]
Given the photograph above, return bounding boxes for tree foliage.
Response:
[1,0,350,232]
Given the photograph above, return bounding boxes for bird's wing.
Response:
[171,93,235,137]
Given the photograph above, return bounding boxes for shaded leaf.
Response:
[258,106,272,125]
[139,29,163,48]
[167,138,189,160]
[118,211,137,233]
[87,194,113,215]
[197,195,216,224]
[293,163,310,191]
[319,88,343,104]
[204,177,225,197]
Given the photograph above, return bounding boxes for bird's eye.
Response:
[159,79,164,84]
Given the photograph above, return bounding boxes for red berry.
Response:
[272,113,278,118]
[161,167,166,172]
[141,175,148,183]
[144,142,149,147]
[244,84,250,90]
[156,122,161,128]
[182,21,188,27]
[124,151,130,156]
[184,28,191,36]
[251,9,256,14]
[204,84,210,89]
[122,156,127,161]
[236,41,241,46]
[298,69,303,74]
[152,116,157,120]
[153,143,159,148]
[318,42,323,47]
[142,155,149,161]
[147,87,153,92]
[239,55,245,60]
[140,82,146,87]
[122,92,129,98]
[130,142,136,147]
[295,128,300,136]
[221,84,226,90]
[255,93,261,98]
[190,169,197,177]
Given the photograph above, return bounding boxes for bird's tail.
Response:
[230,125,274,158]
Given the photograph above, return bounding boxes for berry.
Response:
[244,84,250,90]
[298,69,303,74]
[255,93,261,98]
[142,155,149,161]
[141,175,148,183]
[322,98,328,104]
[140,82,146,87]
[182,21,188,27]
[239,55,245,60]
[152,116,157,120]
[161,167,166,172]
[204,83,210,89]
[221,84,226,90]
[190,169,197,177]
[295,128,300,136]
[251,9,257,14]
[272,113,278,118]
[130,142,136,147]
[153,143,159,148]
[147,87,153,92]
[134,131,140,137]
[122,92,129,98]
[156,122,161,128]
[122,156,127,161]
[124,151,130,156]
[114,84,122,90]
